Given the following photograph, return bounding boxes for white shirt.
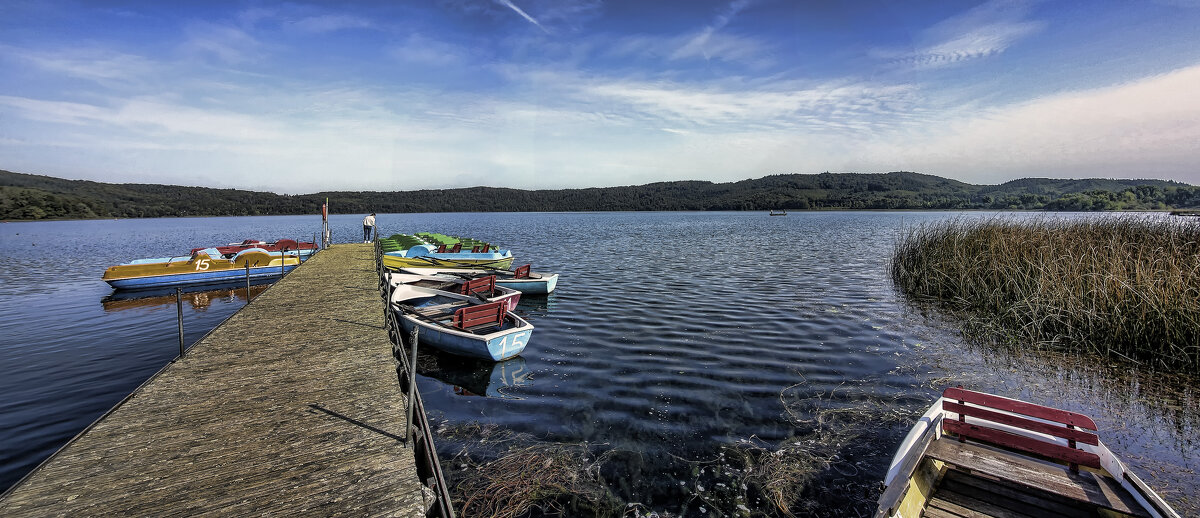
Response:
[363,215,375,226]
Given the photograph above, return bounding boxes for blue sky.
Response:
[2,0,1199,194]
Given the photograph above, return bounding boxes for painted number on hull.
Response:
[194,259,210,271]
[497,331,531,357]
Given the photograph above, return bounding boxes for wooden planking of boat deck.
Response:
[0,243,430,516]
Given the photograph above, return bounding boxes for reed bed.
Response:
[891,216,1200,369]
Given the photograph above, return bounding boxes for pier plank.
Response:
[0,244,428,516]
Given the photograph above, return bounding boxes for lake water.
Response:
[1,212,1196,516]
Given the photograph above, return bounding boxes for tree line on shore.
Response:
[2,169,1197,221]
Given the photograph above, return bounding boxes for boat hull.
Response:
[383,254,514,270]
[104,265,297,290]
[103,250,300,290]
[386,273,522,311]
[877,391,1181,518]
[397,311,532,361]
[398,267,558,294]
[496,274,557,295]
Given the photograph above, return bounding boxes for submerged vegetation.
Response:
[891,216,1200,370]
[437,378,911,517]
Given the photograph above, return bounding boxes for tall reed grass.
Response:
[891,216,1200,370]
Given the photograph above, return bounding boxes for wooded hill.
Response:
[2,169,1198,220]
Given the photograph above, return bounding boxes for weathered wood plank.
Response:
[926,438,1149,517]
[0,244,429,516]
[942,469,1094,518]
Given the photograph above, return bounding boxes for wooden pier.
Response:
[0,244,431,516]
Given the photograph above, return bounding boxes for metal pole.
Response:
[245,263,251,300]
[280,250,285,278]
[176,288,185,358]
[404,325,419,442]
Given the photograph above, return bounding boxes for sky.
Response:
[1,0,1199,194]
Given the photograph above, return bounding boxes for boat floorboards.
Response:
[923,438,1149,518]
[0,243,429,516]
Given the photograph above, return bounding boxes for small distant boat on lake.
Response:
[190,238,317,260]
[398,264,559,294]
[386,272,522,311]
[769,209,787,216]
[876,386,1180,518]
[389,282,533,361]
[102,248,300,290]
[382,244,515,270]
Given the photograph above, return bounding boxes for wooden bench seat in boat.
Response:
[453,301,506,332]
[923,438,1150,517]
[923,387,1151,518]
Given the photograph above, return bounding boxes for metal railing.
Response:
[375,233,457,518]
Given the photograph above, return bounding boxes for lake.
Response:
[1,211,1196,516]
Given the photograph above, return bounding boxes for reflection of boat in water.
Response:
[101,280,273,312]
[514,292,557,313]
[415,347,530,398]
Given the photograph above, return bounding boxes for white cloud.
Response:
[181,22,264,64]
[389,34,469,66]
[875,0,1045,70]
[5,47,156,86]
[498,0,548,33]
[289,14,374,34]
[858,64,1200,182]
[579,78,918,132]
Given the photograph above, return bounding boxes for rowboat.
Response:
[389,281,533,361]
[385,271,522,311]
[382,244,515,270]
[189,238,317,260]
[398,264,559,294]
[102,248,300,290]
[876,386,1180,518]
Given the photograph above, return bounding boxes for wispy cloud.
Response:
[390,34,470,66]
[674,0,753,61]
[181,22,264,64]
[578,77,919,133]
[3,46,155,87]
[606,32,770,68]
[875,0,1045,70]
[859,64,1200,181]
[289,14,375,34]
[499,0,548,33]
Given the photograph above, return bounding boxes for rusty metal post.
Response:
[405,325,419,442]
[176,288,185,358]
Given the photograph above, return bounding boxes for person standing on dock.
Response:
[362,213,376,242]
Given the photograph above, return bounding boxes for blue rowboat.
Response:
[102,248,300,290]
[398,264,559,294]
[389,283,533,361]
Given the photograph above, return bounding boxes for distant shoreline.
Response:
[4,168,1198,221]
[3,207,1190,224]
